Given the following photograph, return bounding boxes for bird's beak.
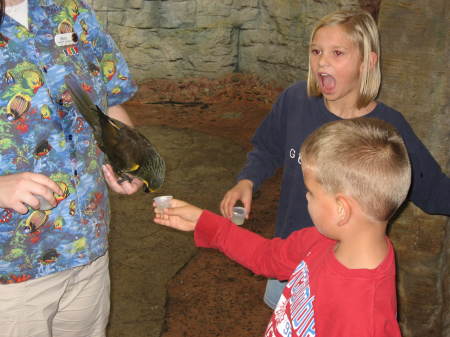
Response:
[142,180,150,193]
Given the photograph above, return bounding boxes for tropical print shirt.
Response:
[0,0,137,283]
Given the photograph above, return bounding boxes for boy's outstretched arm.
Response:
[153,199,203,231]
[153,199,305,281]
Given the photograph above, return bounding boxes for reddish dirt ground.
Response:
[124,74,285,336]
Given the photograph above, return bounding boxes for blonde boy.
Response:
[154,117,411,337]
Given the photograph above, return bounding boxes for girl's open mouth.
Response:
[319,73,336,94]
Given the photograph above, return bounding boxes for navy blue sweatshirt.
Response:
[238,81,450,238]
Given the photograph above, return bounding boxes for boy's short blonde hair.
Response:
[300,118,411,222]
[307,10,381,109]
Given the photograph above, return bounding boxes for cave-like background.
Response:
[87,0,449,335]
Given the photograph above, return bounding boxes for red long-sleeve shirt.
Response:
[195,210,401,337]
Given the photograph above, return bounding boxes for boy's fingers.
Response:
[156,212,168,219]
[154,216,169,225]
[169,199,181,207]
[170,199,189,208]
[163,207,181,216]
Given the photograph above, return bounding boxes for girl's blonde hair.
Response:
[300,118,411,222]
[307,10,381,109]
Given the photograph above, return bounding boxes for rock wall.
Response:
[87,0,449,335]
[89,0,365,83]
[378,1,449,336]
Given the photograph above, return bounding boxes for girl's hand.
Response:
[153,199,203,232]
[220,179,253,219]
[102,164,143,195]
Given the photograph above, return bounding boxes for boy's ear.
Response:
[335,194,351,226]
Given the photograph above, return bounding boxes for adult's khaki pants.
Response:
[0,253,110,337]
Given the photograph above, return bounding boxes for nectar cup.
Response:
[33,194,54,211]
[231,206,246,225]
[153,195,173,211]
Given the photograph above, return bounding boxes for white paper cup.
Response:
[33,194,54,211]
[231,206,246,225]
[153,195,173,211]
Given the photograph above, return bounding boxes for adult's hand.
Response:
[0,173,62,214]
[102,164,143,195]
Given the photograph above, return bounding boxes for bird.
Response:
[64,74,165,193]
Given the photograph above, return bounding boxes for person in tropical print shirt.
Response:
[0,0,141,336]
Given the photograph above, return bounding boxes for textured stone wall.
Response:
[87,0,449,335]
[89,0,366,83]
[377,1,449,335]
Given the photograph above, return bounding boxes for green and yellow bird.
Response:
[65,75,165,192]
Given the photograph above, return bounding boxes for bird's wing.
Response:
[106,120,152,171]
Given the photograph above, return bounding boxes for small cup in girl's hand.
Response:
[153,195,173,211]
[231,206,246,225]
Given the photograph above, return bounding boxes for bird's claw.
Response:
[117,174,133,185]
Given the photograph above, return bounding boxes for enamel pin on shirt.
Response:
[54,32,78,47]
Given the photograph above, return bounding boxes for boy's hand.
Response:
[153,199,203,232]
[220,179,253,219]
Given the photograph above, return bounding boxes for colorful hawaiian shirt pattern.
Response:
[0,0,137,283]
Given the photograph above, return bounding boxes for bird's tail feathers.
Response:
[65,74,101,131]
